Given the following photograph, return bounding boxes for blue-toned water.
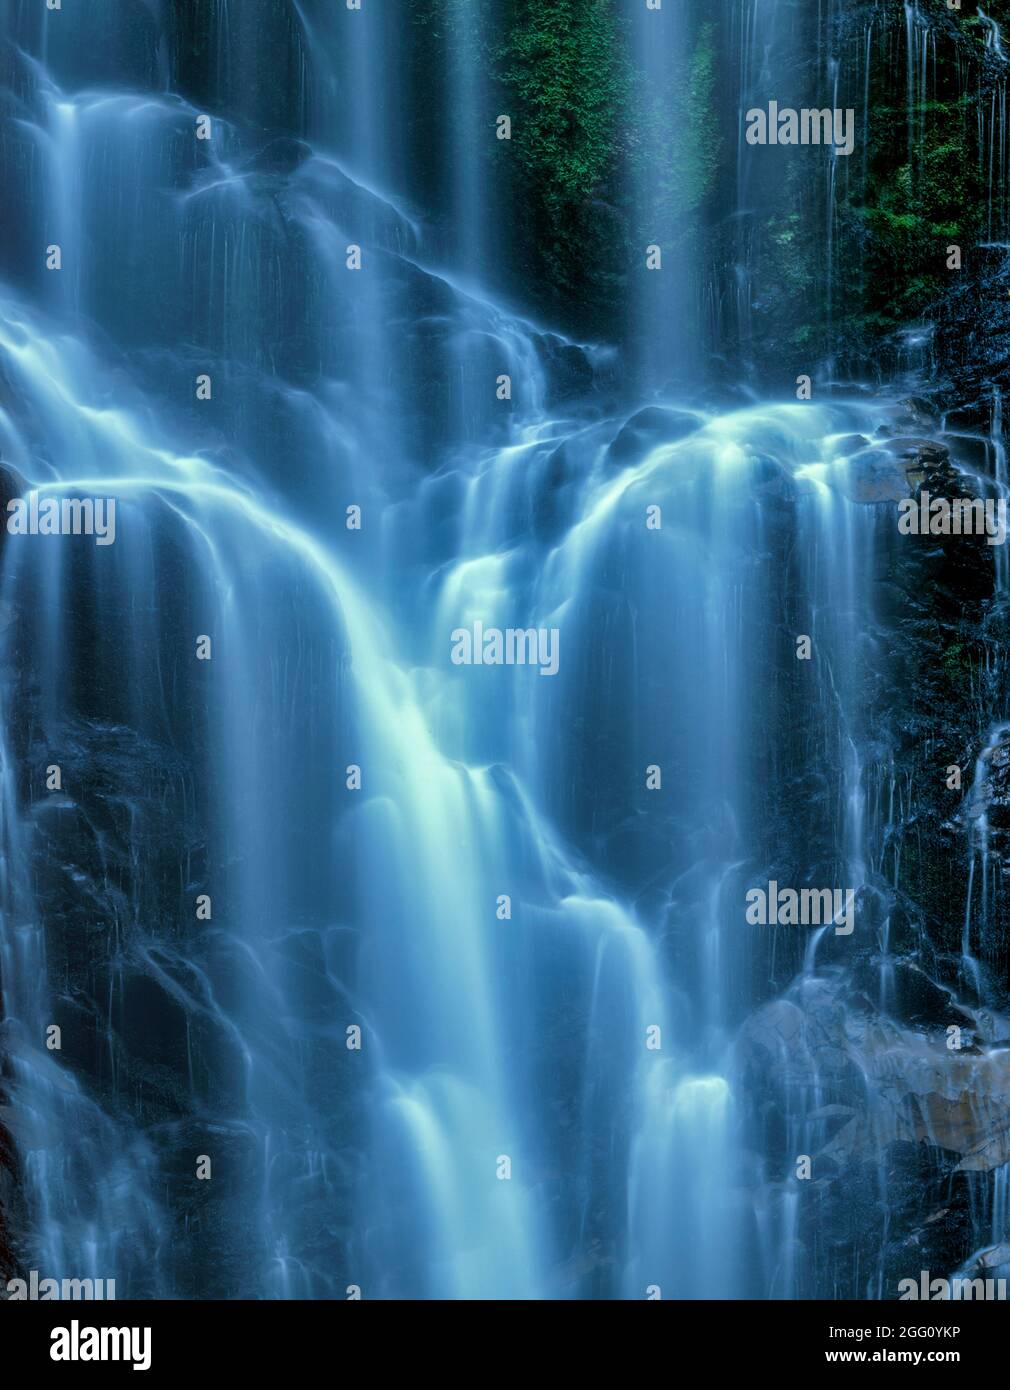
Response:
[1,0,1009,1303]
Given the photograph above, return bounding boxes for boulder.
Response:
[837,447,911,503]
[606,406,702,464]
[738,973,1010,1174]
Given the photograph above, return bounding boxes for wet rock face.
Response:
[899,440,955,490]
[738,976,1010,1172]
[0,527,240,1291]
[840,445,911,503]
[735,381,1010,1294]
[606,406,703,464]
[933,244,1010,416]
[0,1119,21,1287]
[833,431,993,512]
[837,437,960,503]
[738,971,1010,1296]
[976,736,1010,840]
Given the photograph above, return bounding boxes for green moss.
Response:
[737,1,999,369]
[671,23,720,214]
[834,90,982,343]
[490,0,631,303]
[407,0,1005,355]
[498,1,625,205]
[941,641,976,685]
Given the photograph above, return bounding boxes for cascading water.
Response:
[1,0,1010,1312]
[1,0,751,1300]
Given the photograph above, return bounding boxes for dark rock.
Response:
[243,137,312,176]
[606,406,702,464]
[838,447,911,503]
[832,433,871,457]
[941,433,994,473]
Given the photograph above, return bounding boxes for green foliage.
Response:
[493,0,630,304]
[498,0,626,214]
[406,0,1004,357]
[673,23,720,214]
[843,97,981,331]
[738,2,1001,370]
[941,642,973,683]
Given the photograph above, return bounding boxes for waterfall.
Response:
[1,0,745,1300]
[1,0,1009,1309]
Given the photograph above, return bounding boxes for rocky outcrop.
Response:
[0,1119,18,1288]
[738,969,1010,1295]
[606,406,703,465]
[733,378,1010,1294]
[740,973,1010,1171]
[932,243,1010,422]
[975,734,1010,844]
